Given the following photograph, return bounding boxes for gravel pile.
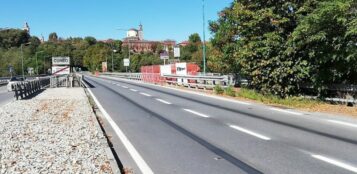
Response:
[0,88,113,174]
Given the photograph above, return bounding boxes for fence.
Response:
[13,78,50,100]
[50,74,83,88]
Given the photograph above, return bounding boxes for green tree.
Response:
[291,0,357,91]
[48,32,58,42]
[0,29,30,49]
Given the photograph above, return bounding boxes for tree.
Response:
[48,32,58,42]
[210,1,310,97]
[291,0,357,91]
[0,29,30,49]
[84,36,97,46]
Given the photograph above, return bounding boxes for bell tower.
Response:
[138,23,144,40]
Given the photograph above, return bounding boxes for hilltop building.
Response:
[23,22,30,34]
[122,24,176,53]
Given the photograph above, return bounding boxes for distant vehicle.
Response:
[7,77,25,92]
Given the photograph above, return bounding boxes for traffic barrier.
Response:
[13,78,50,100]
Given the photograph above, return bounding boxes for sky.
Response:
[0,0,233,42]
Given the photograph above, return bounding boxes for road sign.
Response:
[52,57,70,65]
[174,47,180,58]
[52,66,70,75]
[124,58,130,67]
[102,62,108,72]
[160,52,169,60]
[27,67,34,75]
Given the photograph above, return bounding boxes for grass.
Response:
[235,88,323,108]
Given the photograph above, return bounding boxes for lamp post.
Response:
[202,0,207,75]
[117,28,131,72]
[112,49,117,72]
[35,51,44,75]
[20,42,31,79]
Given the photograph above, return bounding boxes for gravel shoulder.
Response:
[0,88,113,174]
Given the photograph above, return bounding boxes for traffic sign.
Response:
[52,57,70,65]
[124,58,130,67]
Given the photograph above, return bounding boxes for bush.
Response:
[214,85,224,95]
[224,85,236,97]
[236,88,322,108]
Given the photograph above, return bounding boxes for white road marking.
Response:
[183,109,210,118]
[156,98,171,105]
[312,154,357,173]
[229,125,271,140]
[130,89,138,92]
[84,82,154,174]
[140,92,152,97]
[100,76,252,105]
[122,86,128,88]
[116,84,121,87]
[270,108,303,116]
[327,120,357,128]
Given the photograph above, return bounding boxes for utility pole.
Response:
[202,0,207,75]
[35,51,44,75]
[21,44,24,79]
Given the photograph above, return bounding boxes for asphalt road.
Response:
[84,75,357,174]
[0,85,13,106]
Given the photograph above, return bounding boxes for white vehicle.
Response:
[7,77,24,92]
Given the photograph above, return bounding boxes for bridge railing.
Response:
[13,78,50,100]
[101,72,235,90]
[0,77,10,86]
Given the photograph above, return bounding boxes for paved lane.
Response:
[0,85,13,106]
[85,75,357,174]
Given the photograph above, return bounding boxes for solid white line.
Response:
[183,109,210,118]
[140,92,152,97]
[155,98,171,105]
[270,108,303,116]
[312,154,357,173]
[122,86,128,88]
[229,125,271,140]
[130,89,138,92]
[85,83,154,174]
[327,120,357,128]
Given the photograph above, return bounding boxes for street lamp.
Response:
[112,48,117,72]
[202,0,207,75]
[35,51,44,75]
[20,42,31,80]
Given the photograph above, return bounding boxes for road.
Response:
[84,75,357,174]
[0,85,13,106]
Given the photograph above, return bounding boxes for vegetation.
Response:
[224,85,236,97]
[213,84,224,94]
[236,88,322,108]
[210,0,357,97]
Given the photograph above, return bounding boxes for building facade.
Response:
[122,24,176,53]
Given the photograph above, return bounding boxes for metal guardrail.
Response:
[101,72,234,90]
[13,78,50,100]
[0,77,10,86]
[50,74,83,88]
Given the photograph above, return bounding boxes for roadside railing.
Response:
[101,72,235,90]
[0,77,10,86]
[13,78,50,100]
[50,74,83,88]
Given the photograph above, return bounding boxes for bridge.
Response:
[0,73,357,174]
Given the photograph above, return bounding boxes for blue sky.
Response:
[0,0,232,42]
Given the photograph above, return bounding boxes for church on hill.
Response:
[122,24,176,53]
